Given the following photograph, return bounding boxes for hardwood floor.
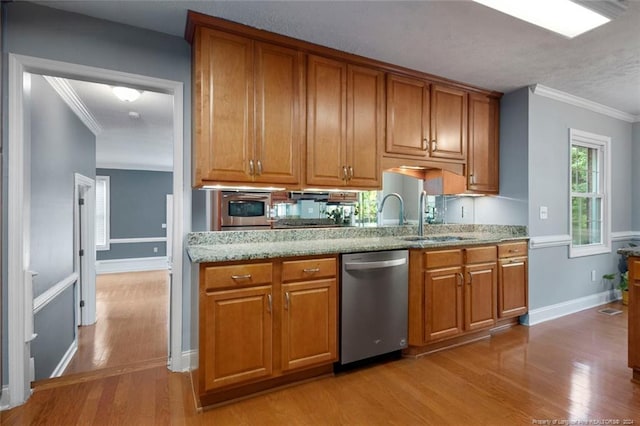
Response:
[61,270,169,375]
[3,302,639,425]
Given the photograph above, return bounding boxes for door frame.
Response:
[74,173,96,326]
[7,53,185,407]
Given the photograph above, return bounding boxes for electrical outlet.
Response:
[161,223,167,229]
[539,206,548,220]
[591,270,596,281]
[153,247,158,253]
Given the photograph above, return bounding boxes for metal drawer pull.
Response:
[422,138,428,151]
[432,140,438,151]
[468,272,473,284]
[344,257,407,271]
[284,292,290,310]
[249,159,255,176]
[267,294,272,313]
[348,166,354,180]
[231,274,252,280]
[342,166,348,180]
[457,272,464,287]
[257,160,263,176]
[303,268,320,273]
[509,249,519,253]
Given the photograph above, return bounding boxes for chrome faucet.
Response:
[378,193,405,226]
[418,190,427,237]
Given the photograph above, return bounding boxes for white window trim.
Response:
[568,128,611,258]
[96,175,110,251]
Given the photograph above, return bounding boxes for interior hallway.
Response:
[62,270,169,375]
[3,302,638,425]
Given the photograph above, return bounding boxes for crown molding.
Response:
[530,84,637,123]
[43,76,102,135]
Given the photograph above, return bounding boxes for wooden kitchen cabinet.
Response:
[192,27,303,187]
[423,265,464,341]
[306,55,383,188]
[197,255,338,406]
[497,241,528,319]
[467,94,499,193]
[463,246,497,331]
[430,84,467,161]
[202,285,273,391]
[627,256,639,382]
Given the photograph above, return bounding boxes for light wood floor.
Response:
[3,302,639,425]
[62,270,169,375]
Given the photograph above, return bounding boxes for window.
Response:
[95,176,110,251]
[569,129,610,258]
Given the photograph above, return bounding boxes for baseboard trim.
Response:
[0,385,10,410]
[50,339,78,379]
[178,350,198,372]
[522,290,620,326]
[95,257,168,274]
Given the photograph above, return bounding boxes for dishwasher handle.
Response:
[344,257,407,271]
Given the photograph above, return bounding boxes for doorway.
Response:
[7,54,185,407]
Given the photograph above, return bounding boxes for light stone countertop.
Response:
[187,225,528,263]
[618,247,640,257]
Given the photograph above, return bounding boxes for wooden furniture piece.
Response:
[407,242,526,355]
[629,256,639,383]
[467,94,500,193]
[306,56,383,189]
[497,241,528,320]
[186,12,502,190]
[197,256,338,406]
[192,28,303,187]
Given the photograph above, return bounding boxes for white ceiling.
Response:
[34,0,640,170]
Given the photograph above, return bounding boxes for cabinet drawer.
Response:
[465,246,496,264]
[282,258,337,282]
[498,242,528,258]
[203,263,273,290]
[423,249,463,269]
[632,259,640,279]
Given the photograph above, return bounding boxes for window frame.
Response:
[95,175,110,251]
[568,128,611,258]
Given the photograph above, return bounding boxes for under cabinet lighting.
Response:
[472,0,610,38]
[112,86,142,102]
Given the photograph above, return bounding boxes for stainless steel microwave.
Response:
[213,191,272,230]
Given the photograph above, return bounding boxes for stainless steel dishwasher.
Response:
[340,249,409,364]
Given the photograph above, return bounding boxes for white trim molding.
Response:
[612,231,640,241]
[33,273,78,315]
[50,340,78,379]
[0,386,10,411]
[530,84,637,123]
[96,256,169,274]
[43,76,102,134]
[521,290,620,326]
[529,234,572,249]
[96,161,173,172]
[110,237,167,244]
[180,350,198,372]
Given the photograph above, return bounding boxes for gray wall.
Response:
[526,90,634,310]
[634,122,640,232]
[96,168,171,261]
[29,73,96,380]
[2,1,193,385]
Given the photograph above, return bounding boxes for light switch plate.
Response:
[539,206,548,220]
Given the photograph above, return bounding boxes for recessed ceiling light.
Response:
[128,111,141,119]
[112,86,142,102]
[472,0,610,38]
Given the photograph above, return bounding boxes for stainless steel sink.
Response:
[401,235,472,243]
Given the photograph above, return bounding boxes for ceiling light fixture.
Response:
[472,0,610,38]
[112,86,142,102]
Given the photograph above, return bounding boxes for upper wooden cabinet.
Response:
[385,75,467,165]
[468,94,500,193]
[306,55,383,189]
[192,27,303,187]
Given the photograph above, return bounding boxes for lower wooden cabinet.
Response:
[627,256,639,382]
[464,261,497,331]
[497,242,528,319]
[198,256,338,404]
[423,266,463,341]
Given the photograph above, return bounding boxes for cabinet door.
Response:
[203,286,272,391]
[346,65,384,189]
[468,94,499,193]
[498,257,528,318]
[306,55,347,187]
[430,84,467,161]
[630,259,639,371]
[424,267,463,341]
[281,279,337,371]
[385,74,430,158]
[464,262,497,331]
[194,28,253,184]
[254,42,303,185]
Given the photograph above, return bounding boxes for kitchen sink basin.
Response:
[401,235,472,243]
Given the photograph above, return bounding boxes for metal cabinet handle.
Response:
[257,160,263,176]
[509,249,519,253]
[231,274,252,280]
[342,166,348,181]
[348,166,354,181]
[457,272,464,287]
[303,268,320,273]
[469,174,475,185]
[432,140,438,152]
[422,138,428,151]
[468,272,473,285]
[267,293,272,313]
[284,292,290,310]
[249,159,255,176]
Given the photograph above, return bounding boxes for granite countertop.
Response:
[618,247,640,257]
[187,224,528,263]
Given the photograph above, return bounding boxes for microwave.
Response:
[213,191,272,230]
